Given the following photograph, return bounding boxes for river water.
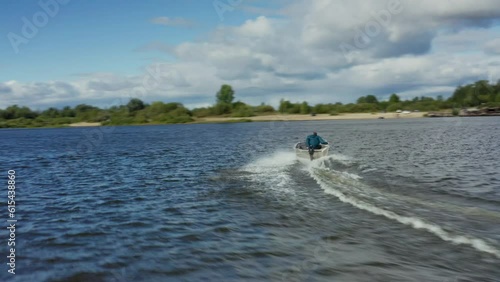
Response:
[1,117,499,281]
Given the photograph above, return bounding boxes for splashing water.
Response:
[308,156,500,259]
[240,151,299,199]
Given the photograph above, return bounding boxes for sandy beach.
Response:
[68,122,102,127]
[197,112,427,123]
[65,112,427,127]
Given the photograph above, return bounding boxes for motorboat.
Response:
[294,142,330,161]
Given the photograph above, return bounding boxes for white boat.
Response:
[294,142,330,161]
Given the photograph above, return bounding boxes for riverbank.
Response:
[196,112,427,123]
[70,112,428,127]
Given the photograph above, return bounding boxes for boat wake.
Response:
[234,151,500,259]
[240,151,299,201]
[307,155,500,259]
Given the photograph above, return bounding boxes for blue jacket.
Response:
[306,134,328,148]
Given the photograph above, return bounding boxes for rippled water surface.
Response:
[1,117,500,281]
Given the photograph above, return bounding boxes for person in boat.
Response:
[306,131,328,150]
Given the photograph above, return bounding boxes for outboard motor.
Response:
[308,147,314,160]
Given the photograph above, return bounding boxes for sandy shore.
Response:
[68,122,102,127]
[64,112,427,127]
[197,112,427,122]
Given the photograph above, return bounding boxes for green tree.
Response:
[300,102,310,114]
[72,104,101,121]
[447,80,500,107]
[378,101,389,111]
[41,107,60,118]
[387,103,402,112]
[147,101,168,116]
[232,105,254,117]
[289,104,301,114]
[254,103,275,113]
[213,103,232,115]
[61,106,76,117]
[191,107,211,118]
[365,95,378,104]
[357,96,367,104]
[1,105,38,119]
[75,104,98,114]
[389,93,400,104]
[20,106,38,119]
[279,99,293,113]
[216,84,235,104]
[1,105,19,119]
[358,95,378,104]
[126,98,145,113]
[232,101,247,110]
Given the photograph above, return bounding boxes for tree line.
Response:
[278,80,500,114]
[1,80,499,128]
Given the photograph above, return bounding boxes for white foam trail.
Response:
[244,151,297,170]
[327,153,354,162]
[307,159,362,180]
[315,159,500,220]
[309,166,500,259]
[242,151,298,197]
[361,168,378,173]
[323,153,356,166]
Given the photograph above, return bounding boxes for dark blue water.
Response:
[1,117,500,282]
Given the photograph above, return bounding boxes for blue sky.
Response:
[1,0,500,109]
[1,0,257,81]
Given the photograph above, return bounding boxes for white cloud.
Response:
[85,73,139,92]
[237,16,274,37]
[484,38,500,54]
[3,0,500,110]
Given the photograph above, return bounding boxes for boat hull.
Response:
[294,142,329,160]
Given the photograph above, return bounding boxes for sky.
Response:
[1,0,500,110]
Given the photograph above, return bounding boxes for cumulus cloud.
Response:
[162,0,500,103]
[0,83,12,94]
[3,0,500,109]
[484,38,500,54]
[292,0,500,60]
[0,81,81,109]
[85,73,139,92]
